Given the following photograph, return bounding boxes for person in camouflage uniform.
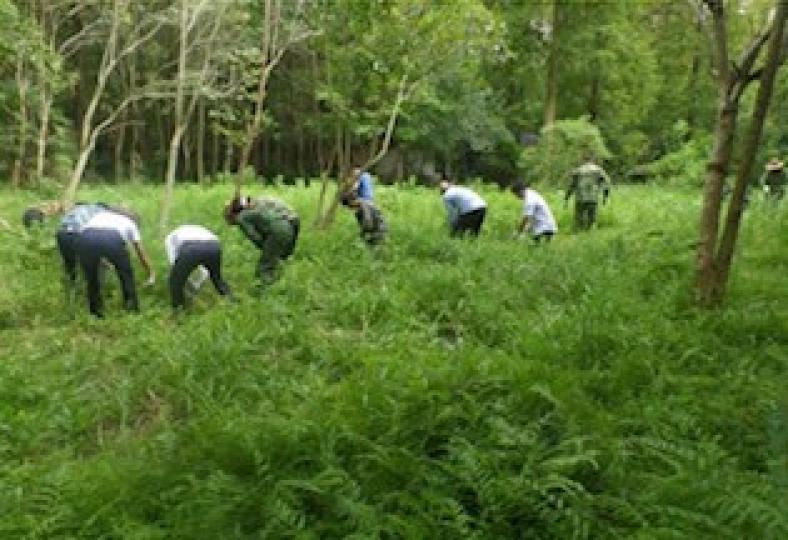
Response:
[340,192,388,246]
[224,194,300,283]
[565,159,611,231]
[759,158,786,202]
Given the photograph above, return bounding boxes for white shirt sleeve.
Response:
[164,231,178,265]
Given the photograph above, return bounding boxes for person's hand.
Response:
[144,272,156,287]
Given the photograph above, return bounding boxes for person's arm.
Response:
[132,241,156,285]
[565,176,576,204]
[517,215,529,235]
[444,197,459,228]
[601,170,611,203]
[164,233,178,266]
[237,211,265,249]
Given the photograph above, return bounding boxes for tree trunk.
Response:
[708,0,787,304]
[695,0,785,306]
[11,56,30,188]
[543,0,564,129]
[197,98,205,184]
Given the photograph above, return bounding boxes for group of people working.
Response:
[35,153,788,318]
[20,161,617,318]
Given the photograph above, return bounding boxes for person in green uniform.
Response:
[565,158,611,231]
[224,194,300,283]
[340,192,388,246]
[759,158,786,202]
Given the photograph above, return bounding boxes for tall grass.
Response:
[0,182,786,538]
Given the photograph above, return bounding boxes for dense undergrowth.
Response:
[0,182,786,538]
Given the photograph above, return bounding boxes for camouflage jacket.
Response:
[567,162,611,203]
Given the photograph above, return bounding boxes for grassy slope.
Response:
[0,183,786,538]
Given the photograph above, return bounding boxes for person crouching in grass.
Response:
[165,224,232,309]
[340,192,388,246]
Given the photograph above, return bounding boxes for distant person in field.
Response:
[511,181,557,244]
[340,192,388,246]
[22,200,64,228]
[439,180,487,237]
[351,167,374,201]
[56,202,109,286]
[76,209,155,317]
[224,193,300,284]
[565,157,611,231]
[165,225,231,309]
[759,158,786,202]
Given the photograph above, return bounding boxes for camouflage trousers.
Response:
[257,217,299,284]
[574,201,598,231]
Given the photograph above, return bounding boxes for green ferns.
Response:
[0,184,786,538]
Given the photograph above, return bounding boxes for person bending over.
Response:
[224,194,300,284]
[511,181,557,244]
[439,180,487,237]
[76,210,154,317]
[165,224,231,309]
[340,192,388,246]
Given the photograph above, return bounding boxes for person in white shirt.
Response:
[439,180,487,237]
[76,210,154,317]
[165,225,231,309]
[511,181,557,244]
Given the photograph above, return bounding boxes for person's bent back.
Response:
[77,211,154,317]
[165,225,231,309]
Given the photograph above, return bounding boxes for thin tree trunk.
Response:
[114,116,126,182]
[11,56,30,188]
[543,0,563,129]
[197,98,205,183]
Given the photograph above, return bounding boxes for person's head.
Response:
[439,180,451,194]
[352,167,362,178]
[223,195,246,225]
[510,180,529,199]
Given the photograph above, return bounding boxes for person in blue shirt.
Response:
[56,202,108,285]
[439,180,487,237]
[352,167,374,201]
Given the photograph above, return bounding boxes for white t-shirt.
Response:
[164,225,218,264]
[442,186,486,225]
[164,225,218,289]
[523,189,557,236]
[82,212,140,243]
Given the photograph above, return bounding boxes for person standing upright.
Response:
[565,157,611,231]
[439,180,487,237]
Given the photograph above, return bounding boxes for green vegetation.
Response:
[1,183,786,538]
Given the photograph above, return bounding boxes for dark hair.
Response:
[22,208,45,228]
[511,181,527,194]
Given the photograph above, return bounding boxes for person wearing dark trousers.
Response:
[439,180,487,237]
[76,211,154,318]
[165,225,231,309]
[56,203,107,286]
